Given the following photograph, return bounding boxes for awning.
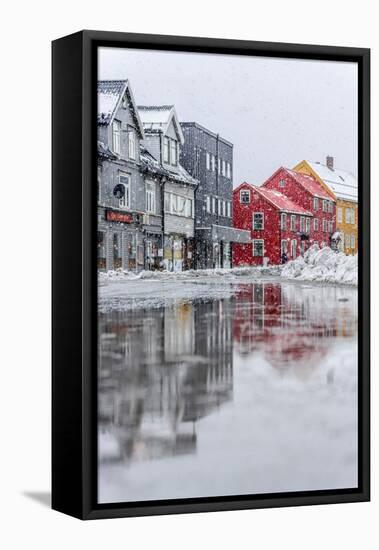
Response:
[212,224,251,243]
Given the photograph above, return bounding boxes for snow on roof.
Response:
[254,185,313,215]
[284,168,334,201]
[138,105,184,143]
[97,80,127,124]
[307,161,358,203]
[97,80,145,137]
[140,146,197,186]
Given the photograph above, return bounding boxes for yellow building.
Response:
[293,157,358,255]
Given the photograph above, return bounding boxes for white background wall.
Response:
[0,1,376,548]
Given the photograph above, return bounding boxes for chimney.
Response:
[326,156,334,169]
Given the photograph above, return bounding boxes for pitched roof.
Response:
[97,140,116,160]
[306,161,358,203]
[283,168,334,200]
[234,183,312,215]
[97,80,145,137]
[138,105,184,143]
[253,185,313,215]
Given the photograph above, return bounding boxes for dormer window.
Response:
[163,136,178,166]
[170,139,177,166]
[128,130,136,160]
[112,120,121,155]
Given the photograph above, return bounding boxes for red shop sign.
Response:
[106,210,133,223]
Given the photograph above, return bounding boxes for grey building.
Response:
[138,106,198,272]
[97,80,147,271]
[180,122,250,269]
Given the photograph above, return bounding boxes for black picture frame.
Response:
[52,30,370,520]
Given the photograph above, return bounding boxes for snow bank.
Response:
[281,245,357,286]
[99,265,281,282]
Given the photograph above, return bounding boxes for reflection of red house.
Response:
[233,182,313,266]
[262,167,336,250]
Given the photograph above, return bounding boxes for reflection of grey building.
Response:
[98,298,234,465]
[138,106,198,271]
[180,122,251,269]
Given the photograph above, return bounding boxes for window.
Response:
[206,195,211,213]
[118,173,130,208]
[227,202,231,217]
[128,130,136,159]
[227,162,231,179]
[305,218,310,234]
[279,179,285,188]
[146,181,156,213]
[222,160,226,176]
[323,219,328,232]
[345,234,351,248]
[281,240,287,254]
[313,197,319,211]
[218,158,221,173]
[291,215,296,231]
[112,120,121,154]
[185,198,193,217]
[211,154,216,172]
[222,200,226,216]
[163,137,170,163]
[351,208,355,225]
[313,218,319,231]
[253,240,264,257]
[300,217,305,232]
[351,235,356,249]
[253,212,264,230]
[281,213,287,230]
[97,166,102,204]
[212,196,216,214]
[322,199,328,212]
[328,201,334,214]
[329,221,334,233]
[170,139,177,165]
[218,198,222,214]
[240,189,250,204]
[337,207,343,223]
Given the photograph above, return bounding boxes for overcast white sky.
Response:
[99,47,358,186]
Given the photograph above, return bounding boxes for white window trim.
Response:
[281,213,287,230]
[118,172,131,209]
[240,189,251,204]
[253,212,264,231]
[146,181,156,214]
[252,239,264,257]
[128,129,136,160]
[290,215,296,231]
[112,120,121,155]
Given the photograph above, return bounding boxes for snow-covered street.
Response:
[98,274,358,503]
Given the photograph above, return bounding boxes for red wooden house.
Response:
[232,182,313,266]
[262,167,336,250]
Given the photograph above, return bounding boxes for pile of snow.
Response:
[281,245,357,286]
[99,265,281,282]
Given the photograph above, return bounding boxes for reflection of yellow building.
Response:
[293,157,358,255]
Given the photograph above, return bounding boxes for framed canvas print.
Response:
[52,30,370,520]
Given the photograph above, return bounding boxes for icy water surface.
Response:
[98,278,358,503]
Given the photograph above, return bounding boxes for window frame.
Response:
[112,119,121,155]
[240,189,251,204]
[118,172,131,209]
[253,212,264,231]
[252,239,264,257]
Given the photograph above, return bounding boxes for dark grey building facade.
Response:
[180,122,250,269]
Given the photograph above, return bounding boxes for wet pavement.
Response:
[98,278,358,503]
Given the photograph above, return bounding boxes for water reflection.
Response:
[98,281,357,501]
